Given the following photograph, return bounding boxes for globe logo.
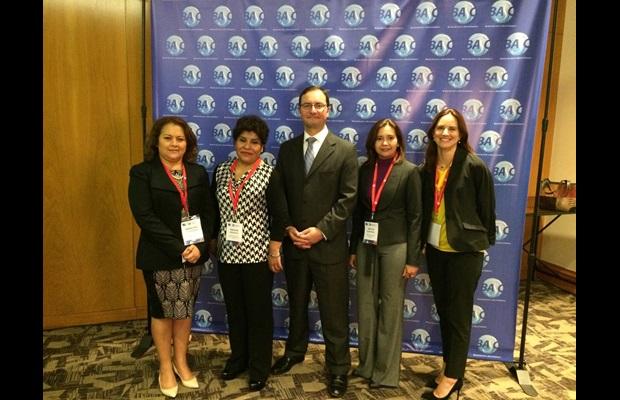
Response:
[357,156,368,166]
[197,94,215,115]
[376,66,397,89]
[479,130,502,153]
[213,5,232,27]
[275,125,294,144]
[194,309,212,328]
[275,66,295,88]
[430,33,453,57]
[213,65,232,86]
[447,66,470,89]
[485,66,508,89]
[506,32,530,56]
[359,34,379,58]
[463,99,484,121]
[482,277,504,299]
[261,152,276,167]
[391,98,411,120]
[244,5,264,27]
[394,34,416,57]
[482,249,490,268]
[348,267,357,286]
[491,0,514,24]
[272,288,289,307]
[309,290,319,309]
[499,98,522,122]
[412,273,432,293]
[166,35,184,56]
[182,64,201,86]
[227,150,237,162]
[314,320,324,338]
[284,317,290,330]
[467,33,491,57]
[196,35,215,57]
[453,1,476,24]
[227,95,247,116]
[245,65,264,87]
[228,35,248,57]
[182,6,201,28]
[344,4,365,27]
[493,160,516,183]
[291,35,311,58]
[411,328,430,350]
[407,129,428,151]
[379,3,401,26]
[188,122,201,140]
[339,127,359,144]
[259,35,278,58]
[349,322,359,342]
[355,98,376,120]
[411,66,434,89]
[416,1,438,25]
[426,98,446,120]
[307,66,328,87]
[310,4,330,27]
[197,149,215,170]
[477,334,499,354]
[341,66,362,88]
[202,258,213,275]
[324,35,345,58]
[495,220,509,241]
[211,283,224,302]
[430,303,440,322]
[166,93,184,114]
[212,123,232,144]
[289,96,300,117]
[258,96,278,117]
[276,5,296,27]
[403,299,417,319]
[472,304,485,325]
[328,97,342,119]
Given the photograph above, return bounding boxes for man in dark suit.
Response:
[271,86,358,398]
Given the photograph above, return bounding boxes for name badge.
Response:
[225,221,244,243]
[363,221,379,245]
[181,215,205,245]
[428,221,441,247]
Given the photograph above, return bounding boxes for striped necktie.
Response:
[304,137,317,175]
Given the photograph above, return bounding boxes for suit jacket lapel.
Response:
[307,132,336,178]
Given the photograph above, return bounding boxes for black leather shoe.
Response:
[221,367,246,381]
[130,334,154,359]
[422,378,463,400]
[271,355,304,375]
[249,379,266,391]
[328,374,348,398]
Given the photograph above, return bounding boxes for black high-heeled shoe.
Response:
[421,378,463,400]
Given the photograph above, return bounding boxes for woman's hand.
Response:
[349,254,357,269]
[182,244,201,264]
[268,240,283,273]
[402,264,419,279]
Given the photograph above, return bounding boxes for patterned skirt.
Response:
[143,265,202,319]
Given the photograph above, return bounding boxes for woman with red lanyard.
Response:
[129,116,216,398]
[420,108,496,400]
[210,115,287,392]
[348,118,423,389]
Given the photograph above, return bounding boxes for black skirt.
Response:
[143,265,202,319]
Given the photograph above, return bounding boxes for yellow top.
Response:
[432,167,456,252]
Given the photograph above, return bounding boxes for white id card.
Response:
[225,221,244,243]
[181,215,205,245]
[428,221,441,247]
[363,221,379,245]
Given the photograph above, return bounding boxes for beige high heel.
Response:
[172,363,199,389]
[158,374,178,398]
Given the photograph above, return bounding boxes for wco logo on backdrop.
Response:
[390,98,411,120]
[359,34,379,58]
[506,32,530,56]
[245,65,264,87]
[482,277,504,298]
[407,129,428,151]
[197,35,215,57]
[182,65,201,85]
[307,66,328,87]
[485,66,508,89]
[376,66,397,89]
[261,152,277,167]
[324,35,345,58]
[182,6,201,28]
[194,309,212,328]
[275,125,294,144]
[227,151,237,162]
[228,36,247,57]
[259,35,278,58]
[426,98,446,120]
[499,98,522,122]
[188,122,201,140]
[276,5,296,27]
[213,65,232,86]
[341,66,362,89]
[493,160,516,183]
[482,249,490,268]
[303,289,316,309]
[211,283,224,302]
[430,34,453,57]
[166,35,184,56]
[227,95,247,116]
[272,287,288,307]
[430,303,440,321]
[491,0,514,24]
[310,4,330,26]
[344,4,365,27]
[348,267,357,286]
[411,328,431,351]
[467,33,491,57]
[356,98,376,120]
[284,317,290,331]
[412,273,432,293]
[403,299,417,319]
[197,149,215,170]
[213,5,232,27]
[291,35,311,58]
[416,1,438,25]
[379,3,401,26]
[463,99,484,121]
[328,97,343,118]
[349,322,359,342]
[196,94,215,115]
[166,94,184,113]
[258,96,278,117]
[411,66,434,89]
[358,155,368,166]
[479,130,502,153]
[339,127,359,145]
[202,258,213,275]
[447,66,471,89]
[472,304,485,325]
[245,5,264,27]
[453,1,476,24]
[495,220,509,242]
[477,334,499,354]
[289,96,300,117]
[314,320,324,339]
[394,34,416,57]
[212,123,232,143]
[275,66,295,88]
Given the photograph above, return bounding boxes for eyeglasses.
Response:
[300,103,327,111]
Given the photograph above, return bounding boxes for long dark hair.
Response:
[364,118,405,165]
[424,108,473,173]
[144,116,198,162]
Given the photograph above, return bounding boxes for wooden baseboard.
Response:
[44,307,148,330]
[534,260,576,295]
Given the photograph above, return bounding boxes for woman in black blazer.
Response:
[129,116,215,398]
[420,108,496,400]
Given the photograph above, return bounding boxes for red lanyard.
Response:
[433,167,450,214]
[370,156,396,219]
[162,161,189,215]
[228,158,262,214]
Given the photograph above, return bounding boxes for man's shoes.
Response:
[220,367,246,381]
[249,379,266,391]
[130,334,154,359]
[271,355,304,375]
[328,374,348,398]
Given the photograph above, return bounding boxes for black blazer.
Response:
[128,159,216,271]
[421,147,496,252]
[350,159,423,266]
[275,131,358,264]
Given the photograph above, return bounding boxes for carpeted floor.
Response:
[43,279,575,399]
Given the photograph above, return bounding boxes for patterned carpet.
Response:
[43,280,575,399]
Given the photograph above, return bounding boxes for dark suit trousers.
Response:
[218,261,274,380]
[283,256,351,375]
[425,245,483,379]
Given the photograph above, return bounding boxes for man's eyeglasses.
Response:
[300,103,327,111]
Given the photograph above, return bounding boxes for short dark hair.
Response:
[145,116,197,162]
[364,118,405,165]
[298,85,330,108]
[232,115,269,145]
[424,107,473,172]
